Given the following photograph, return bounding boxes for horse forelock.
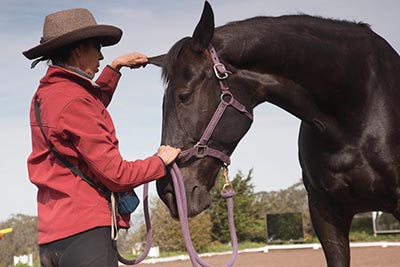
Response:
[162,37,192,85]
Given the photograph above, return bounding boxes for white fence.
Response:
[372,211,400,236]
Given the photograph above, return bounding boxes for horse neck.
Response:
[214,16,400,146]
[218,16,400,104]
[217,17,365,102]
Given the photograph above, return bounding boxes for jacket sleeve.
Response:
[95,66,121,107]
[55,96,165,192]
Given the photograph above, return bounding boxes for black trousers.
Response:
[39,227,118,267]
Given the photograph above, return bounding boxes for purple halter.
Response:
[177,44,253,166]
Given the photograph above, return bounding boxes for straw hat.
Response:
[23,8,122,60]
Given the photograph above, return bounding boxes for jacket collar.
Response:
[42,65,100,89]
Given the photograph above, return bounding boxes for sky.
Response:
[0,0,399,222]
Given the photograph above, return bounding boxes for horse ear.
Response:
[192,1,215,52]
[148,55,165,68]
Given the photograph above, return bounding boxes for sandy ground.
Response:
[130,246,400,267]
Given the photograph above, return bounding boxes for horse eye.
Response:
[178,91,193,104]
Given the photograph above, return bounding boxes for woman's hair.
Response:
[28,38,98,69]
[48,41,82,67]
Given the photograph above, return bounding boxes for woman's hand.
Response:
[157,145,181,166]
[111,52,148,71]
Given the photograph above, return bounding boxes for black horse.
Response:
[150,2,400,266]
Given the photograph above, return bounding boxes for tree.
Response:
[208,169,266,243]
[130,198,213,253]
[0,214,39,267]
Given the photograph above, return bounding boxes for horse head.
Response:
[150,2,254,218]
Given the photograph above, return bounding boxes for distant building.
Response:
[13,254,33,266]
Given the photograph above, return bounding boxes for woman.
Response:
[23,8,180,267]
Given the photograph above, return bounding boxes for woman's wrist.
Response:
[110,58,123,71]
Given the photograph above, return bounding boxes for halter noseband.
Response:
[177,44,253,166]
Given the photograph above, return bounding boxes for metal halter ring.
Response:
[220,92,234,105]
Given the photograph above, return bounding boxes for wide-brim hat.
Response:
[23,8,122,60]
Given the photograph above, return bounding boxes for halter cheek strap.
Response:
[208,46,253,122]
[177,44,253,166]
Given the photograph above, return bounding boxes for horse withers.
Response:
[150,2,400,267]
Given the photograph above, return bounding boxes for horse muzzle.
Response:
[156,173,212,218]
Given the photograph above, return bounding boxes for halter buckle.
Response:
[194,144,207,158]
[213,63,229,80]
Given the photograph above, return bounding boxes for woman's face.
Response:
[78,39,104,79]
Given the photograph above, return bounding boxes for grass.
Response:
[349,231,400,242]
[302,232,400,244]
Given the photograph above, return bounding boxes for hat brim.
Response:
[23,24,122,60]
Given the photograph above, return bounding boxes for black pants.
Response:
[39,227,118,267]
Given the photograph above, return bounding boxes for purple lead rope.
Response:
[117,164,238,267]
[117,183,153,265]
[170,162,238,267]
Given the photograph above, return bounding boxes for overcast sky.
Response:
[0,0,399,222]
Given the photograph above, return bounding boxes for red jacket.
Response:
[28,65,165,245]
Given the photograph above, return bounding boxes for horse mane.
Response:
[298,14,370,28]
[225,14,371,29]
